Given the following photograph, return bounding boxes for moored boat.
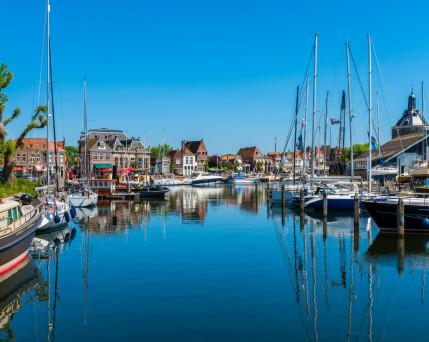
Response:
[0,195,44,275]
[67,187,98,207]
[362,198,429,234]
[191,173,222,186]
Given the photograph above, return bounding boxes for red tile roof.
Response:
[16,138,65,152]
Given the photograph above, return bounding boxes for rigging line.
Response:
[280,44,315,155]
[371,40,404,151]
[58,82,65,140]
[49,37,60,193]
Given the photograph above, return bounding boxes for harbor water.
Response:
[2,185,428,341]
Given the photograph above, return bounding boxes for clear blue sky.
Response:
[3,0,429,155]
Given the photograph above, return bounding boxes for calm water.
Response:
[1,185,428,341]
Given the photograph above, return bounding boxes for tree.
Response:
[150,144,173,160]
[65,145,79,169]
[204,160,209,172]
[0,64,47,184]
[170,161,175,173]
[233,160,238,172]
[257,161,263,172]
[342,143,369,162]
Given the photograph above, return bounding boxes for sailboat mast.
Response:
[303,76,309,179]
[324,92,328,176]
[46,0,50,195]
[346,43,354,182]
[368,35,372,193]
[311,34,318,187]
[84,78,87,179]
[422,81,425,161]
[377,91,380,159]
[293,86,299,185]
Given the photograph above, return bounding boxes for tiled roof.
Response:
[354,132,424,162]
[185,140,204,154]
[237,146,262,158]
[16,138,65,152]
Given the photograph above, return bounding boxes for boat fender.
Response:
[54,215,61,223]
[64,211,70,222]
[422,218,429,228]
[70,207,76,218]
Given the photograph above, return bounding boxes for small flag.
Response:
[331,118,342,125]
[301,117,305,131]
[371,136,378,150]
[282,155,288,164]
[297,134,303,150]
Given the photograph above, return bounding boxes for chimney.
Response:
[181,140,185,151]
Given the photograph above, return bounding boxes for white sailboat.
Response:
[37,0,73,232]
[66,79,98,207]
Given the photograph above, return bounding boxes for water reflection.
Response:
[1,186,428,341]
[0,255,41,335]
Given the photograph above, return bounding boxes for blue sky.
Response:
[3,0,429,155]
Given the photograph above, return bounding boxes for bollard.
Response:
[354,193,359,232]
[397,238,405,276]
[281,184,285,208]
[323,190,327,218]
[300,187,305,213]
[397,198,405,238]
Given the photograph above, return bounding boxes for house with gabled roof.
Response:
[236,146,273,173]
[184,139,208,172]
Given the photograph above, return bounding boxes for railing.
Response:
[0,197,45,236]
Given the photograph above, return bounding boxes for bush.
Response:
[0,178,38,197]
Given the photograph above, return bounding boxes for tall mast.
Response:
[46,0,50,195]
[293,86,299,185]
[84,78,87,179]
[311,33,318,187]
[422,81,425,160]
[368,35,372,193]
[303,76,309,179]
[377,91,380,159]
[324,92,328,176]
[346,43,354,182]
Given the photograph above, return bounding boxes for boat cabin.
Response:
[89,179,116,195]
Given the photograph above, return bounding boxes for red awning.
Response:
[100,168,112,172]
[13,167,24,171]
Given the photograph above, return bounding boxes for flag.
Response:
[371,136,378,150]
[282,155,288,164]
[331,118,342,125]
[301,117,305,131]
[341,90,346,110]
[297,134,303,150]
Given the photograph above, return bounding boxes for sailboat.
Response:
[66,79,98,207]
[37,0,73,232]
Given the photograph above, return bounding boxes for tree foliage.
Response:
[150,144,173,160]
[0,64,47,184]
[342,143,369,162]
[65,145,79,168]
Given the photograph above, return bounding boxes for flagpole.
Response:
[324,92,328,176]
[303,75,309,181]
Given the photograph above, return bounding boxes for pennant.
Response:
[331,118,342,125]
[297,134,303,150]
[300,117,305,131]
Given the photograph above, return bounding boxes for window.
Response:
[31,157,35,162]
[16,155,20,162]
[176,158,180,165]
[106,154,110,160]
[99,154,104,160]
[93,154,98,160]
[60,155,64,163]
[22,155,26,162]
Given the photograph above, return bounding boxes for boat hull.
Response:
[304,196,366,210]
[0,212,42,275]
[362,200,429,234]
[68,194,98,208]
[192,178,221,186]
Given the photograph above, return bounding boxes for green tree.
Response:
[257,161,263,172]
[233,160,238,172]
[65,145,79,169]
[150,144,173,160]
[169,161,174,173]
[342,143,369,162]
[204,160,209,172]
[0,64,47,184]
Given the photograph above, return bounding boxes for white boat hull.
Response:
[67,194,98,208]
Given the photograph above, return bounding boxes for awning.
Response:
[93,163,112,169]
[13,167,24,171]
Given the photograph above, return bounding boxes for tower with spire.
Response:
[391,90,428,138]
